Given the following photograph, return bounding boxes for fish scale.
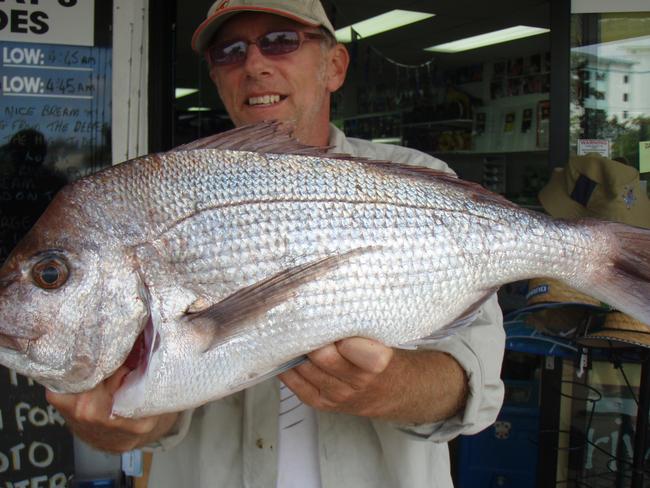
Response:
[0,123,649,417]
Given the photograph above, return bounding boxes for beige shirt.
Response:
[146,125,506,488]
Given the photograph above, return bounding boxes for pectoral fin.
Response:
[187,247,377,352]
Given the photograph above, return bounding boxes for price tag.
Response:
[121,449,143,477]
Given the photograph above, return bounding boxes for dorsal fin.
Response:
[174,122,516,208]
[171,121,337,157]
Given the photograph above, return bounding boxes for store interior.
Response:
[172,0,553,209]
[1,1,649,486]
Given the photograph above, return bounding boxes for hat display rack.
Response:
[503,154,650,487]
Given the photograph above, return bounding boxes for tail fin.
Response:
[586,222,650,325]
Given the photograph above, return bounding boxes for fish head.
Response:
[0,186,150,393]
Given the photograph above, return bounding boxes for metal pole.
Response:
[631,359,650,488]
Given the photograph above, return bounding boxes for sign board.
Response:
[0,0,94,47]
[0,41,112,262]
[0,369,74,486]
[577,139,611,158]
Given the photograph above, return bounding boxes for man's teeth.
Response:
[249,94,281,106]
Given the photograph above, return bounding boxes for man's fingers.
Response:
[306,344,365,385]
[105,366,132,394]
[45,388,76,413]
[335,337,394,374]
[279,369,321,406]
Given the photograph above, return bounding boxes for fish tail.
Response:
[585,222,650,325]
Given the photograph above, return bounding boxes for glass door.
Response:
[570,6,650,175]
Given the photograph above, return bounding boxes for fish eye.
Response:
[32,256,69,290]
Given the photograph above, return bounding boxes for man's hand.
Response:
[279,337,469,425]
[46,366,179,454]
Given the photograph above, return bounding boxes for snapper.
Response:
[0,123,649,417]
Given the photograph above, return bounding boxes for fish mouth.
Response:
[122,315,159,376]
[0,331,41,353]
[0,332,27,352]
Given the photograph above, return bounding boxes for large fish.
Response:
[0,123,649,417]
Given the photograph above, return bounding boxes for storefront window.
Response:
[570,11,650,170]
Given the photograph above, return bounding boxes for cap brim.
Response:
[192,6,324,52]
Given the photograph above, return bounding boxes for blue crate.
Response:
[457,382,539,488]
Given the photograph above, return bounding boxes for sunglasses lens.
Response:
[208,31,312,66]
[260,31,301,55]
[210,40,247,65]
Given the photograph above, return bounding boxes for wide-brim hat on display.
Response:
[538,153,650,226]
[526,154,650,347]
[192,0,336,53]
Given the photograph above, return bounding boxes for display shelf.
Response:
[428,149,549,156]
[402,118,473,129]
[332,109,406,122]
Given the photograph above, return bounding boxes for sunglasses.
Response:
[207,30,325,67]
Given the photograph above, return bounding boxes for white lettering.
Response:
[2,47,41,64]
[15,402,29,431]
[28,442,53,468]
[0,450,8,472]
[13,402,65,430]
[0,441,58,473]
[49,474,68,488]
[10,442,25,471]
[30,476,48,488]
[2,75,42,94]
[27,406,49,428]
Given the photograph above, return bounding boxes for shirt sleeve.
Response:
[141,409,195,452]
[399,294,505,441]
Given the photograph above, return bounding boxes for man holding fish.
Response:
[46,0,506,486]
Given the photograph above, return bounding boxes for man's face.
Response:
[208,12,346,145]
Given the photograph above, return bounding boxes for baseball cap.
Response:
[192,0,336,53]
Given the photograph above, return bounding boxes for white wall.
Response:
[112,0,149,164]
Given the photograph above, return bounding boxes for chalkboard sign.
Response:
[0,38,112,486]
[0,370,74,486]
[0,41,112,260]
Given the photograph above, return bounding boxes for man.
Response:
[47,1,505,486]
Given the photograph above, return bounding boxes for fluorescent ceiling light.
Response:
[424,25,550,53]
[175,88,198,99]
[371,137,402,144]
[335,10,434,43]
[187,106,211,112]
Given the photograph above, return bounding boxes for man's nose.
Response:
[242,44,273,76]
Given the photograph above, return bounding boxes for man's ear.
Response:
[326,44,350,93]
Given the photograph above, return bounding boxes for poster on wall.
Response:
[0,2,112,484]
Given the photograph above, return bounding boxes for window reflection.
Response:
[570,12,650,169]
